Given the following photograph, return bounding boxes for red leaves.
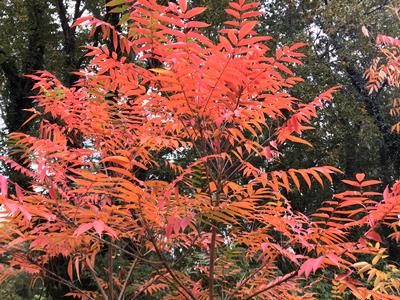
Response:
[178,0,187,13]
[165,216,192,238]
[0,175,8,195]
[365,230,382,243]
[74,223,94,237]
[72,16,93,27]
[225,9,241,19]
[356,173,365,182]
[186,21,209,29]
[376,34,400,47]
[239,21,257,39]
[93,220,106,237]
[182,7,206,19]
[74,221,117,238]
[298,256,324,279]
[341,179,362,187]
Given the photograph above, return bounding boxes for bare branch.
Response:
[117,258,139,300]
[148,236,197,300]
[87,261,109,300]
[243,270,298,300]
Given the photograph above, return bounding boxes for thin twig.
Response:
[108,242,114,300]
[118,257,138,300]
[149,236,196,300]
[243,269,298,300]
[87,261,109,300]
[208,224,217,300]
[129,274,160,300]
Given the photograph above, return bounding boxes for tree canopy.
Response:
[0,0,399,299]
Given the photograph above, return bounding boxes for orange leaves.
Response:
[365,32,400,132]
[356,173,365,181]
[341,173,381,188]
[310,173,391,260]
[258,166,340,192]
[238,21,257,39]
[71,16,93,27]
[101,155,131,168]
[285,135,312,147]
[305,174,392,279]
[101,155,148,171]
[2,1,400,299]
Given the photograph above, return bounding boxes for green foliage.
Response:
[0,273,46,300]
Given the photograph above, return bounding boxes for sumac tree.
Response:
[0,0,399,299]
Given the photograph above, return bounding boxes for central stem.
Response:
[208,224,217,300]
[108,242,114,300]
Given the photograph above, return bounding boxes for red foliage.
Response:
[0,1,399,299]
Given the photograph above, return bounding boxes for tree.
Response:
[260,0,400,190]
[0,2,128,298]
[0,0,399,299]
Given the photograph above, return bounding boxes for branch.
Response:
[128,274,161,300]
[224,259,272,300]
[208,186,221,300]
[243,269,298,300]
[208,225,217,300]
[73,0,84,21]
[44,268,95,300]
[54,209,162,265]
[87,261,109,300]
[136,196,196,299]
[108,242,114,300]
[43,271,95,300]
[55,0,71,37]
[149,236,197,300]
[117,257,138,300]
[55,0,80,85]
[364,0,389,16]
[87,231,162,265]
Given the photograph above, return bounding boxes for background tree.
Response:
[261,0,400,186]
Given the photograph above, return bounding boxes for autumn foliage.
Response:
[0,0,399,299]
[365,33,400,133]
